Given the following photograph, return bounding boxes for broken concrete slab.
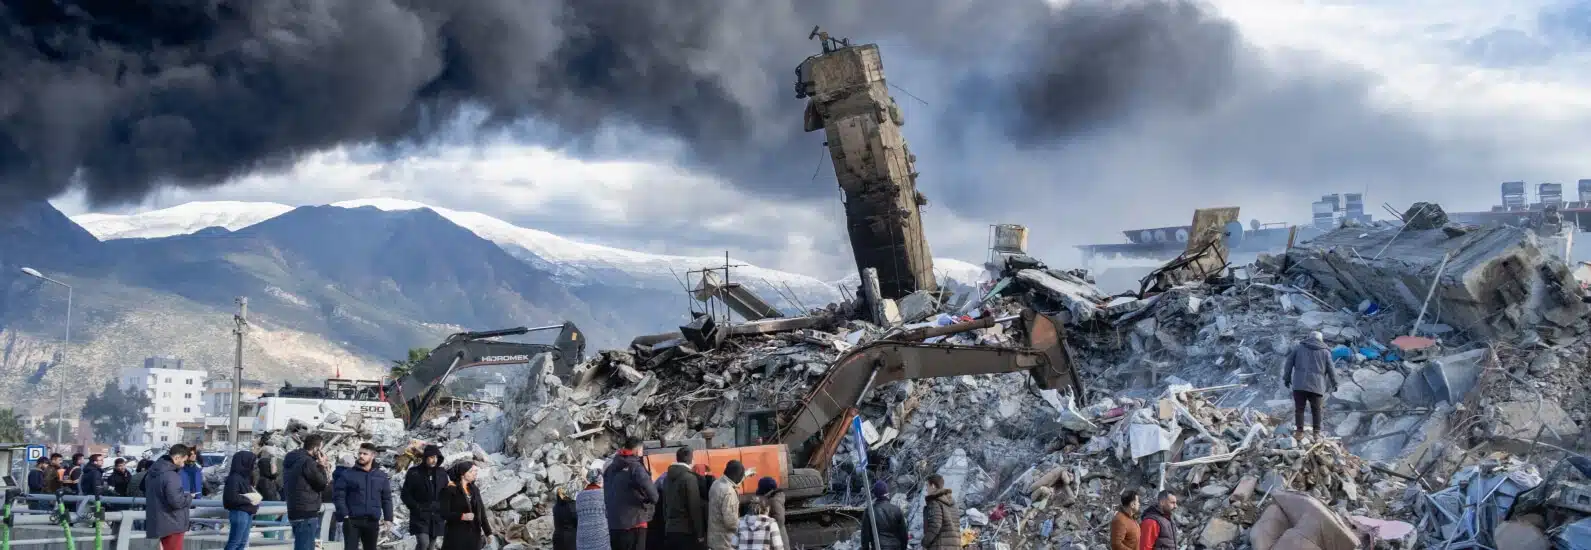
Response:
[1400,348,1490,407]
[1493,400,1580,442]
[1289,224,1589,341]
[1013,268,1106,324]
[1352,369,1405,410]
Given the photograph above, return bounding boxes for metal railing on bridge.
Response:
[2,492,338,550]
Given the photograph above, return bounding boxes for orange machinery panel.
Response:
[643,444,791,496]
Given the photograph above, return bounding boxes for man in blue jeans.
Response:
[283,434,332,550]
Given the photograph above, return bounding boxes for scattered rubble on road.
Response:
[205,202,1591,549]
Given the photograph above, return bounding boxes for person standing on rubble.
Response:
[284,434,333,550]
[334,443,394,550]
[144,444,196,550]
[662,446,707,549]
[603,437,659,550]
[1137,490,1179,550]
[577,469,610,550]
[403,445,450,550]
[921,474,961,550]
[755,477,790,550]
[707,460,747,550]
[1283,331,1338,441]
[439,461,493,550]
[860,480,908,550]
[1109,490,1140,550]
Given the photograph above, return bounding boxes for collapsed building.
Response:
[190,197,1591,549]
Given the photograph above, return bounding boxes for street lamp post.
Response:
[20,267,71,445]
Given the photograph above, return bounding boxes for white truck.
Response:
[254,379,395,433]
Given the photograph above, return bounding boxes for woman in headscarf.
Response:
[439,462,492,550]
[575,468,609,550]
[552,485,579,550]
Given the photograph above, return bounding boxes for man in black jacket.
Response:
[603,437,658,550]
[333,443,393,550]
[75,454,105,517]
[401,445,448,550]
[144,445,196,550]
[108,458,131,496]
[860,480,908,550]
[661,446,706,549]
[284,434,332,550]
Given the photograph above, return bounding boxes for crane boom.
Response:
[775,310,1083,468]
[388,321,586,426]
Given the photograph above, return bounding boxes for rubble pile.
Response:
[208,201,1591,549]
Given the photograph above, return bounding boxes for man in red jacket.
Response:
[1138,490,1179,550]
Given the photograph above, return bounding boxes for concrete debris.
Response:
[245,201,1591,549]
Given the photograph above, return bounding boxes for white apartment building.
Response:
[120,357,209,446]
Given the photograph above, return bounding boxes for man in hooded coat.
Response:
[402,445,449,550]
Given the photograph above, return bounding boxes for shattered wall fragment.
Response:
[1287,224,1588,341]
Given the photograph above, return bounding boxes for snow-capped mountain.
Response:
[71,198,995,314]
[74,201,294,240]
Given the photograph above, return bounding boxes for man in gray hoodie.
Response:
[1283,331,1338,440]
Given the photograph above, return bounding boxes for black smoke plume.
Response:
[0,0,1466,211]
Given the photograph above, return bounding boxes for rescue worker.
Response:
[1109,490,1140,550]
[1137,490,1179,550]
[1283,331,1337,440]
[921,474,961,550]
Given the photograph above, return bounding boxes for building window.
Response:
[184,393,192,399]
[162,392,170,398]
[162,407,170,413]
[161,421,170,427]
[164,377,171,383]
[186,379,193,385]
[183,408,190,413]
[161,436,168,442]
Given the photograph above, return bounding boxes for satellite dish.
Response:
[1138,230,1154,244]
[1250,219,1261,231]
[1225,220,1247,248]
[1175,228,1190,243]
[1153,230,1168,243]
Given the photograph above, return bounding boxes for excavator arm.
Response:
[389,322,586,427]
[777,309,1084,470]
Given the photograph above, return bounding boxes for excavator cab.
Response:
[735,409,780,447]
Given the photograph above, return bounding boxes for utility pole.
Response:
[230,297,248,447]
[21,268,72,445]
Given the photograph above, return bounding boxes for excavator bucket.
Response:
[1021,310,1087,403]
[387,322,588,428]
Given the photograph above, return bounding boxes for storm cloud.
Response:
[0,0,1515,235]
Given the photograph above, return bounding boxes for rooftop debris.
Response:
[208,201,1591,549]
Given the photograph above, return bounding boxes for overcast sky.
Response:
[43,0,1591,279]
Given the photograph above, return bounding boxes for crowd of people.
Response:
[19,433,1018,550]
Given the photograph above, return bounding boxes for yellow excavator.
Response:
[643,309,1087,546]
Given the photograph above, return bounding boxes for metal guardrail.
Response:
[4,493,338,549]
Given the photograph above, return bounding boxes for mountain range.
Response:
[0,199,988,412]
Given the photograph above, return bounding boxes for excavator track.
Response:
[786,505,864,548]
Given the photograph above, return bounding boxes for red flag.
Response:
[335,366,342,378]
